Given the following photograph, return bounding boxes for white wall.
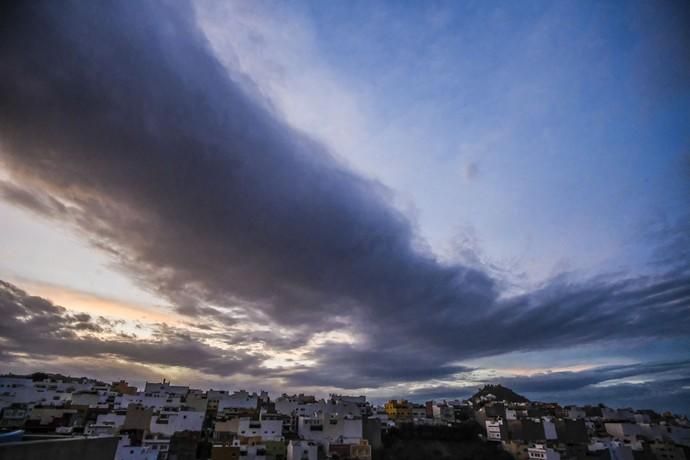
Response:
[217,391,259,411]
[237,418,283,441]
[144,382,189,397]
[528,445,560,460]
[116,393,182,410]
[115,436,159,460]
[72,392,100,407]
[150,410,204,436]
[298,414,363,446]
[95,412,126,430]
[543,419,558,440]
[486,420,503,441]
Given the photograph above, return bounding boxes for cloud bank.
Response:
[0,0,688,397]
[0,280,264,377]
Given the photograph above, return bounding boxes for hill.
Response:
[470,384,529,404]
[0,372,105,385]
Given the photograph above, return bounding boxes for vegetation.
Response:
[376,422,513,460]
[470,384,529,405]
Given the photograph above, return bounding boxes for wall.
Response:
[0,436,119,460]
[150,410,204,436]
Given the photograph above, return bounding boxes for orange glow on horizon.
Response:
[15,279,185,326]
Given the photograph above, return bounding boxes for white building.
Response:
[72,391,101,407]
[432,404,454,422]
[565,407,586,420]
[369,409,391,426]
[85,411,127,435]
[542,418,558,440]
[411,406,427,422]
[528,444,560,460]
[330,395,367,414]
[276,396,362,420]
[0,378,76,407]
[142,437,170,460]
[588,439,634,460]
[605,423,641,443]
[217,390,259,412]
[275,394,317,416]
[486,419,504,441]
[144,381,189,397]
[298,413,363,450]
[115,435,159,460]
[32,379,95,406]
[115,393,182,411]
[150,409,204,436]
[237,417,283,441]
[633,413,651,424]
[0,378,39,405]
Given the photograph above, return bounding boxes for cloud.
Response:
[0,0,688,390]
[404,386,477,402]
[398,360,690,415]
[0,280,266,377]
[504,364,690,415]
[12,279,188,326]
[0,181,67,217]
[499,360,690,394]
[279,343,474,389]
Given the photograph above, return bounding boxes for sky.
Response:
[0,0,689,414]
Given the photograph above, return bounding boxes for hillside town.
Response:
[0,375,688,460]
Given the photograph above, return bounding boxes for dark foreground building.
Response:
[0,435,118,460]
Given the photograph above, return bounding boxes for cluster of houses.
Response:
[1,375,688,460]
[472,391,690,460]
[0,375,376,460]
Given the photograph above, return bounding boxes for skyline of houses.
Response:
[1,374,689,460]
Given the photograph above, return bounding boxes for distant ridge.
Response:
[0,372,105,385]
[470,384,529,404]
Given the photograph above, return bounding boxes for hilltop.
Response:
[1,372,105,385]
[470,384,529,404]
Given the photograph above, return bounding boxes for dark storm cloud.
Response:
[401,360,690,414]
[505,366,690,416]
[0,280,265,377]
[499,360,690,394]
[437,271,690,360]
[565,380,690,415]
[404,379,690,416]
[0,1,689,386]
[280,343,473,388]
[0,0,497,331]
[0,181,67,217]
[404,386,476,402]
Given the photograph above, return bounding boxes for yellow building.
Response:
[384,400,412,423]
[111,380,137,395]
[350,439,372,460]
